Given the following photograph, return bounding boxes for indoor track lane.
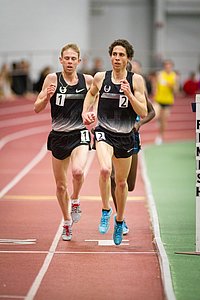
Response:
[0,98,165,300]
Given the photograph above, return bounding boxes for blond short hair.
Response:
[61,43,80,58]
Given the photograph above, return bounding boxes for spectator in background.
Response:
[90,57,103,76]
[11,62,20,94]
[130,59,155,97]
[183,71,199,97]
[33,66,51,93]
[78,56,91,75]
[145,71,157,97]
[11,59,33,96]
[153,59,179,145]
[0,63,15,101]
[198,64,200,90]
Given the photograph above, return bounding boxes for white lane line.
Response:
[0,295,24,299]
[0,251,48,254]
[24,220,63,300]
[85,239,129,246]
[0,239,36,245]
[140,151,176,300]
[0,143,47,199]
[0,125,50,150]
[0,250,156,255]
[55,251,156,254]
[24,149,96,300]
[0,113,50,128]
[0,242,36,245]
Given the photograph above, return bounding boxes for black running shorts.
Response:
[47,128,91,160]
[93,126,135,158]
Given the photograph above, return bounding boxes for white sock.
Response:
[71,199,80,205]
[64,220,72,226]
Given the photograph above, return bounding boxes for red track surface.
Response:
[0,94,195,300]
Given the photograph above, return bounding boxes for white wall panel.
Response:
[165,14,200,82]
[89,0,154,73]
[0,0,90,79]
[0,0,200,83]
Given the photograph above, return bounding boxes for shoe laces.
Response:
[101,210,111,222]
[100,216,109,226]
[72,203,81,213]
[115,222,123,236]
[63,224,72,236]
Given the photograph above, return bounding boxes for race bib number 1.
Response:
[80,130,90,142]
[56,93,65,106]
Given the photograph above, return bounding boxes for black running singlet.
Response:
[98,71,137,133]
[50,72,88,132]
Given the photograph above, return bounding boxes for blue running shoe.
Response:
[98,208,113,234]
[113,216,124,245]
[123,220,129,235]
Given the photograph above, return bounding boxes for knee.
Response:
[72,168,84,181]
[100,167,111,181]
[116,180,127,191]
[56,181,67,194]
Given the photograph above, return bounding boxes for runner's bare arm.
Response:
[84,74,94,90]
[134,95,155,132]
[82,72,104,125]
[34,73,57,113]
[120,74,147,118]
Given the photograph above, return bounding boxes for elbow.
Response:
[141,109,148,118]
[34,106,40,113]
[142,113,148,118]
[142,103,149,118]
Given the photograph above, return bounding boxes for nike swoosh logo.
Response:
[127,148,133,153]
[76,88,85,93]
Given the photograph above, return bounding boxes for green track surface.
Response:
[143,141,200,300]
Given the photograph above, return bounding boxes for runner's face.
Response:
[111,46,128,70]
[60,48,80,73]
[164,61,173,73]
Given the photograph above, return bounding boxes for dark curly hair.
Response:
[108,39,134,60]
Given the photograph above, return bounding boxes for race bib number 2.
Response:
[119,95,128,108]
[95,131,106,141]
